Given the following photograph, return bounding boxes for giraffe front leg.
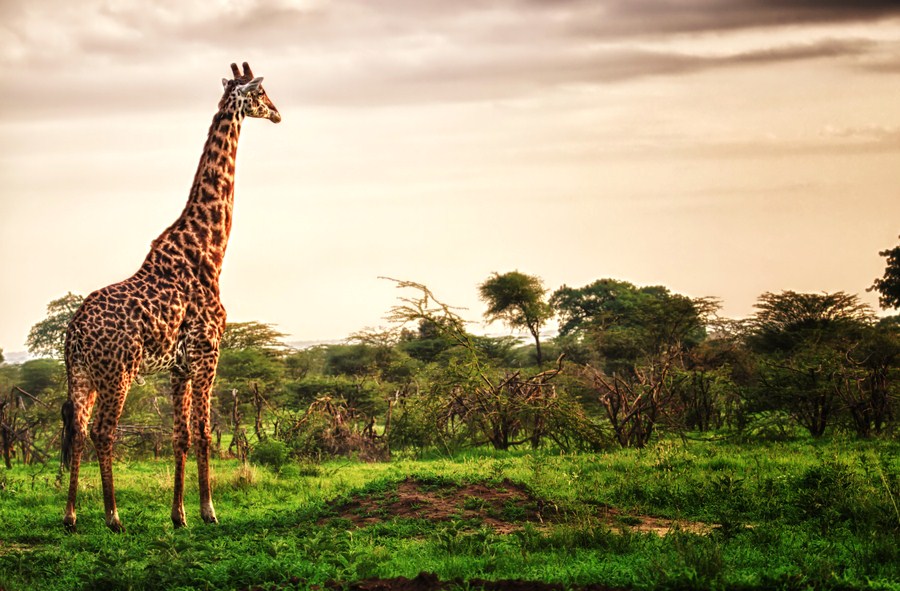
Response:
[170,373,192,528]
[192,361,218,525]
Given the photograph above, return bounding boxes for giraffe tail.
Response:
[61,399,76,470]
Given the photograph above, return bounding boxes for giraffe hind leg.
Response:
[190,353,219,525]
[90,375,132,533]
[170,372,192,528]
[62,371,96,533]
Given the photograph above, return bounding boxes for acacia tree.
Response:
[26,292,84,359]
[220,321,289,352]
[871,235,900,310]
[479,271,552,366]
[747,291,876,437]
[551,279,717,446]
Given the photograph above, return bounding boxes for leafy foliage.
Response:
[870,235,900,310]
[26,292,83,359]
[221,321,289,352]
[746,291,883,438]
[553,280,719,447]
[479,271,552,365]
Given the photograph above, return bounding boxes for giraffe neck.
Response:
[143,106,245,285]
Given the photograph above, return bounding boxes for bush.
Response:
[793,457,863,533]
[284,375,384,415]
[277,397,389,462]
[250,439,290,472]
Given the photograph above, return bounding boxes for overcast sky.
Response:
[1,0,899,355]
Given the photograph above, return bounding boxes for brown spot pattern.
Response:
[62,62,280,532]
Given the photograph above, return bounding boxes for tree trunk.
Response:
[529,325,543,367]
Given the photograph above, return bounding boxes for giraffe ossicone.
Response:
[61,62,280,533]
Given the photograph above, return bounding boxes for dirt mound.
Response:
[321,476,713,536]
[321,477,554,534]
[323,571,628,590]
[242,572,628,591]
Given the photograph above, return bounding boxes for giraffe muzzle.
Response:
[269,110,282,124]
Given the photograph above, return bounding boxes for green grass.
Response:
[1,438,899,590]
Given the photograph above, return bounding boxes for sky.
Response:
[1,0,900,356]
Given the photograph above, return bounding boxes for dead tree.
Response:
[582,350,684,448]
[228,389,250,463]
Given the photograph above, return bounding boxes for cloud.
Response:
[557,0,900,38]
[820,124,900,149]
[0,0,898,119]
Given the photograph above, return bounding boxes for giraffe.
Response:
[61,62,280,532]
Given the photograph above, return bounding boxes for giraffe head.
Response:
[221,62,281,123]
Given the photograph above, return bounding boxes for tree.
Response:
[20,359,65,397]
[551,279,715,372]
[551,279,717,447]
[871,236,900,310]
[324,344,378,377]
[221,321,288,353]
[215,346,285,442]
[479,271,552,366]
[746,291,876,437]
[551,278,629,339]
[748,291,873,351]
[26,292,84,359]
[0,348,4,364]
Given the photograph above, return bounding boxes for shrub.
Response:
[793,457,863,533]
[250,439,291,472]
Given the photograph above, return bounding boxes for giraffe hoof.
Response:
[107,519,125,534]
[63,519,77,534]
[202,515,219,525]
[172,518,187,529]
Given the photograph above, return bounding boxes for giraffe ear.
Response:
[222,78,229,89]
[237,77,264,95]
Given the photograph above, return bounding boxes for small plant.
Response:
[230,463,258,491]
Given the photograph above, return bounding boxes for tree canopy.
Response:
[26,292,84,359]
[747,291,873,354]
[871,236,900,310]
[551,279,714,369]
[220,321,289,353]
[478,271,552,365]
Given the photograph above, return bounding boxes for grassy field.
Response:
[1,438,899,590]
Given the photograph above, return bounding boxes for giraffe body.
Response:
[62,62,280,532]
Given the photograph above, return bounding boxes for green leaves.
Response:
[871,235,900,310]
[26,292,83,359]
[479,271,552,365]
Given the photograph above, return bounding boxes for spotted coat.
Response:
[62,62,281,532]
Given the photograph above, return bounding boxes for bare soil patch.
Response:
[321,477,552,534]
[322,571,628,590]
[320,477,714,536]
[242,572,628,591]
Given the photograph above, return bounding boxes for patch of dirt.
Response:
[322,572,628,590]
[320,477,714,536]
[591,505,714,536]
[242,572,628,591]
[321,478,552,534]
